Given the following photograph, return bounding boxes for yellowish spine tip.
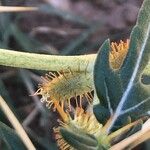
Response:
[109,39,129,69]
[54,107,103,150]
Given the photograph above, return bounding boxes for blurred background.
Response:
[0,0,147,149]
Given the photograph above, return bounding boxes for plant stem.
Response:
[0,49,150,76]
[0,49,95,72]
[0,96,36,150]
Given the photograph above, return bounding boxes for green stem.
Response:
[0,49,150,76]
[0,49,96,72]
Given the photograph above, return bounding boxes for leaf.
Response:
[0,121,26,150]
[93,104,110,124]
[94,39,124,115]
[60,127,99,150]
[94,0,150,129]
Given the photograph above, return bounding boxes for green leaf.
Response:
[60,127,98,150]
[121,0,150,84]
[94,0,150,129]
[0,121,26,150]
[115,0,150,118]
[93,104,110,124]
[94,39,123,113]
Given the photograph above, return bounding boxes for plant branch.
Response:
[0,96,36,150]
[0,49,150,76]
